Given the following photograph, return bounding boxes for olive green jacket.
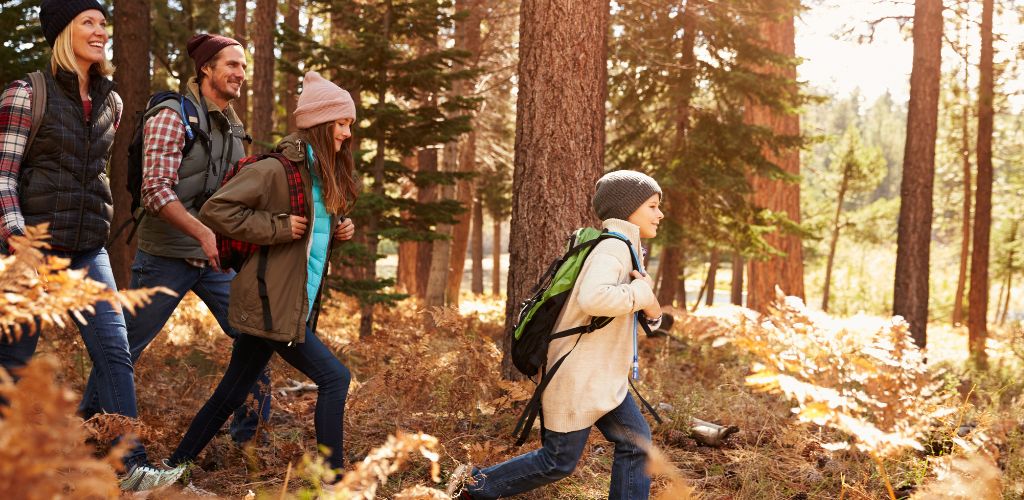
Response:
[199,135,338,343]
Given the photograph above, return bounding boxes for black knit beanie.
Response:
[40,0,109,47]
[592,170,663,221]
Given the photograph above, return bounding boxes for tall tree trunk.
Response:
[822,166,851,313]
[953,63,972,326]
[731,253,744,305]
[999,266,1013,325]
[109,0,150,288]
[502,0,609,379]
[746,10,805,312]
[471,197,485,294]
[656,0,700,307]
[704,250,719,306]
[415,149,438,298]
[396,155,420,294]
[283,0,301,132]
[360,2,393,338]
[445,0,484,305]
[894,0,942,349]
[426,143,457,308]
[233,0,249,129]
[968,0,993,368]
[251,0,276,154]
[491,215,501,296]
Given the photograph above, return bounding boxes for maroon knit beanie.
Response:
[187,34,242,78]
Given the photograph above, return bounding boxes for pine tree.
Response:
[0,0,47,84]
[502,0,610,378]
[894,0,943,349]
[608,0,809,309]
[968,0,994,367]
[108,0,151,288]
[306,0,475,337]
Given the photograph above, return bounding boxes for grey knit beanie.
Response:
[593,170,663,221]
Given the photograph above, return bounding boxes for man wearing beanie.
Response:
[80,32,273,446]
[453,170,664,500]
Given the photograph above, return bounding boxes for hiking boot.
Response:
[445,462,475,498]
[119,462,187,492]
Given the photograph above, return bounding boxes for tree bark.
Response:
[731,253,744,305]
[894,0,942,349]
[746,11,805,313]
[109,0,151,288]
[251,0,276,154]
[283,0,301,133]
[233,0,249,129]
[396,155,420,295]
[822,165,851,313]
[968,0,993,368]
[415,149,438,299]
[952,64,972,326]
[656,0,699,308]
[704,250,719,306]
[445,0,484,305]
[491,216,501,296]
[502,0,609,379]
[426,143,457,308]
[471,196,485,294]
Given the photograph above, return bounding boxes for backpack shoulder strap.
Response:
[25,71,47,153]
[146,92,204,156]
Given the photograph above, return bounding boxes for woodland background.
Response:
[0,0,1023,498]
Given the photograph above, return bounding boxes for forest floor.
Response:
[40,293,1024,499]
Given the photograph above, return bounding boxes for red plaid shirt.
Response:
[141,108,187,215]
[0,80,32,244]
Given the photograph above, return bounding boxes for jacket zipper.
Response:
[75,92,92,248]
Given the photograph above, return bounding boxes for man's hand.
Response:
[630,270,661,318]
[198,226,221,271]
[290,216,308,240]
[334,217,355,241]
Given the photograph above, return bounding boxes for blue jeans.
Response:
[81,250,271,443]
[169,327,350,478]
[0,247,149,468]
[468,395,651,500]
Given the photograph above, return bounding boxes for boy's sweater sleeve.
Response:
[575,251,657,318]
[199,162,294,246]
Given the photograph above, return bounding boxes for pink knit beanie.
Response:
[294,71,356,130]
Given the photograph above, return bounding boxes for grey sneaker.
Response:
[119,462,187,492]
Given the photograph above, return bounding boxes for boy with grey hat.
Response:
[451,170,664,500]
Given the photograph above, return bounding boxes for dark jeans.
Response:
[81,250,271,443]
[468,395,651,500]
[169,327,350,476]
[0,247,149,468]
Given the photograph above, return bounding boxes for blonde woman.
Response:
[0,0,183,491]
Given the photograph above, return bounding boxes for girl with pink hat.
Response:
[166,71,359,486]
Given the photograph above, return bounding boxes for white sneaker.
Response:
[119,463,187,492]
[445,463,474,497]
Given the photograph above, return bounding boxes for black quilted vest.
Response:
[18,69,117,251]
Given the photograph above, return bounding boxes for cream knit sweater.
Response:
[541,218,658,433]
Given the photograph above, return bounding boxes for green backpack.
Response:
[509,228,662,445]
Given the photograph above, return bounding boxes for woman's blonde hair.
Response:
[49,22,115,81]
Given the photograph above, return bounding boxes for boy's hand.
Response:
[290,216,308,240]
[630,270,654,289]
[631,270,661,317]
[334,217,355,241]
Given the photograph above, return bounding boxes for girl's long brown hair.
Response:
[301,122,358,215]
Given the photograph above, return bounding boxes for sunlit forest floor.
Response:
[34,290,1023,499]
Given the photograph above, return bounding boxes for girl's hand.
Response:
[334,217,355,241]
[290,216,308,240]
